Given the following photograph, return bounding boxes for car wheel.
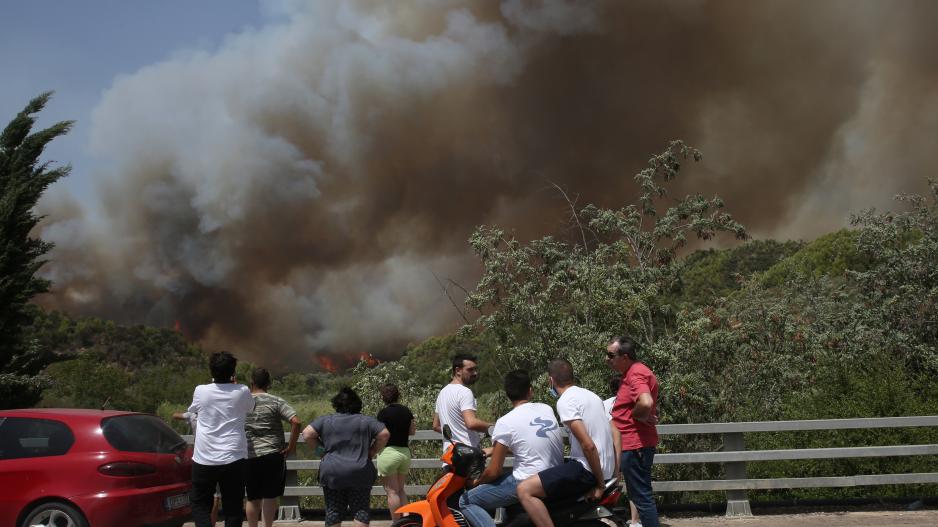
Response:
[21,502,89,527]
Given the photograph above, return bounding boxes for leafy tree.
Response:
[0,92,72,408]
[463,141,747,386]
[676,239,803,305]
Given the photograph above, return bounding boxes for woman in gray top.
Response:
[303,387,390,527]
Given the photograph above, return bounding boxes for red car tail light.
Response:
[98,461,158,477]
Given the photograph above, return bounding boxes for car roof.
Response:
[0,408,141,420]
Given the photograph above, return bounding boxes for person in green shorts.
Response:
[376,383,416,519]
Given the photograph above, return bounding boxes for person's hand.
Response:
[280,444,296,457]
[482,446,493,458]
[586,485,604,502]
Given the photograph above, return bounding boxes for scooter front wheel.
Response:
[391,514,424,527]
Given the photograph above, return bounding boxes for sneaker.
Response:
[628,522,642,527]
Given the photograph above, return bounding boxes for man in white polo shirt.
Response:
[188,351,256,527]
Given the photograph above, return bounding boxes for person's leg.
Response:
[516,475,553,527]
[629,500,641,526]
[384,473,406,520]
[211,488,220,525]
[246,499,262,527]
[190,462,217,527]
[459,474,518,527]
[262,498,279,527]
[218,459,246,527]
[349,486,372,527]
[623,448,658,527]
[245,456,262,527]
[322,486,346,527]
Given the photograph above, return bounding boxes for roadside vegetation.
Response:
[2,96,936,505]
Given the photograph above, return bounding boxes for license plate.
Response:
[164,493,190,510]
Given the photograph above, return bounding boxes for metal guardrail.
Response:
[184,415,938,519]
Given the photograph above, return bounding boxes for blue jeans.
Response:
[458,473,520,527]
[621,448,659,527]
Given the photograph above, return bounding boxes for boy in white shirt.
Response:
[459,370,563,527]
[188,351,256,527]
[517,359,617,527]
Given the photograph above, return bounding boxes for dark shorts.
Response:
[539,460,597,500]
[245,452,286,500]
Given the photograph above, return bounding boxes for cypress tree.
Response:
[0,92,72,408]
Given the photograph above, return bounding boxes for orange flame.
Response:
[358,352,380,367]
[317,355,338,373]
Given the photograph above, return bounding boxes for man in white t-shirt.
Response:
[188,351,256,527]
[433,353,492,452]
[517,359,618,527]
[458,370,563,527]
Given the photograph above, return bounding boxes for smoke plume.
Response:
[36,0,938,370]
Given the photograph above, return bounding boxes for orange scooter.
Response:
[392,425,484,527]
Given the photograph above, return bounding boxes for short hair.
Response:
[209,351,237,382]
[331,386,363,414]
[252,368,271,390]
[610,335,640,361]
[503,370,531,402]
[547,358,575,387]
[608,374,622,397]
[452,353,478,375]
[380,383,400,404]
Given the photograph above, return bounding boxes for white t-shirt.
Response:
[603,396,615,420]
[435,383,480,451]
[492,402,563,480]
[556,385,616,479]
[188,383,255,465]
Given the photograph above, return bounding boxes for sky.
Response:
[3,1,938,371]
[0,0,269,202]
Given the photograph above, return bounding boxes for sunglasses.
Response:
[605,352,619,359]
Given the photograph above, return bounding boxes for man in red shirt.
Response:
[607,335,660,527]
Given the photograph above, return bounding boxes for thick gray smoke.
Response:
[36,0,938,370]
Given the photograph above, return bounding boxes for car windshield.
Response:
[102,414,187,454]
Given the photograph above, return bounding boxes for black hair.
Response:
[547,358,575,387]
[331,386,363,414]
[610,335,640,361]
[209,351,237,382]
[252,368,271,390]
[608,374,622,397]
[451,353,478,376]
[380,383,400,404]
[503,370,531,402]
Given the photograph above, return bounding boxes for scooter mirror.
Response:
[442,424,452,442]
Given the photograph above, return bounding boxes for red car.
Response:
[0,409,193,527]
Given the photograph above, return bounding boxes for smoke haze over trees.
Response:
[32,0,938,370]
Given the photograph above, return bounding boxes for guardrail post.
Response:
[277,450,301,522]
[723,432,752,517]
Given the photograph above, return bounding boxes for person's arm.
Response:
[370,427,390,459]
[472,441,509,487]
[610,420,622,480]
[171,412,188,420]
[409,418,417,436]
[432,412,441,433]
[461,409,492,432]
[302,424,319,451]
[633,392,656,423]
[282,416,302,456]
[567,419,606,501]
